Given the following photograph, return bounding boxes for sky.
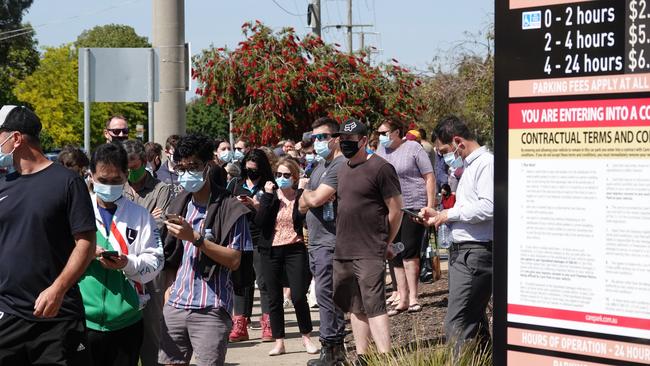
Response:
[23,0,493,97]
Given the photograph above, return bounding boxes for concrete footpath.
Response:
[221,258,448,366]
[223,294,321,366]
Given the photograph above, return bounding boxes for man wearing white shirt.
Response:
[419,116,493,352]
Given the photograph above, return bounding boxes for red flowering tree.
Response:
[192,21,424,145]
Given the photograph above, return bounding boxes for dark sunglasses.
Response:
[377,130,391,136]
[275,172,292,179]
[311,133,332,141]
[107,128,129,136]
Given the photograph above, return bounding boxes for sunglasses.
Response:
[377,130,391,136]
[275,172,292,179]
[311,133,332,141]
[107,128,129,136]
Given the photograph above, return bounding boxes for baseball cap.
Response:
[0,105,42,137]
[333,118,368,137]
[405,129,421,142]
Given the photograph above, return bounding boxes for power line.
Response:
[270,0,307,17]
[0,0,143,42]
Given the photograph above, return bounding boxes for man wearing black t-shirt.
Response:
[0,106,97,366]
[333,119,403,364]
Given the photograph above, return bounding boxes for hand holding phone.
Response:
[165,213,183,225]
[100,250,119,260]
[400,208,422,218]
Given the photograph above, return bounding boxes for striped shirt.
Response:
[168,200,252,312]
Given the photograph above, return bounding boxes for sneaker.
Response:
[260,313,274,342]
[229,315,249,342]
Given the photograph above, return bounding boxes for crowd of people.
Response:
[0,106,493,366]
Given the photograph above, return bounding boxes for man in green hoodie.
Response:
[81,143,164,366]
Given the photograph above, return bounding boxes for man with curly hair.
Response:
[159,134,253,366]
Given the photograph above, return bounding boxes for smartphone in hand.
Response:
[100,251,119,261]
[165,213,182,225]
[400,208,422,218]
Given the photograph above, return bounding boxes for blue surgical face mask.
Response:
[179,170,206,193]
[443,144,463,168]
[0,133,16,170]
[305,153,315,163]
[93,181,124,203]
[233,150,245,162]
[314,140,331,159]
[379,134,391,148]
[219,150,233,163]
[366,147,374,155]
[275,176,293,189]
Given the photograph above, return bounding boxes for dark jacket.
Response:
[163,180,250,271]
[255,188,305,248]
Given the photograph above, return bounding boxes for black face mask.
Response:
[340,140,361,159]
[247,169,260,180]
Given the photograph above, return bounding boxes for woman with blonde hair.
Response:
[256,157,317,356]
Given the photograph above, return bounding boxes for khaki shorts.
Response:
[333,258,387,317]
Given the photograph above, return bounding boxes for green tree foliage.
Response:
[417,26,494,146]
[75,24,150,48]
[186,97,229,139]
[14,46,85,146]
[0,0,34,62]
[193,22,424,145]
[0,0,39,106]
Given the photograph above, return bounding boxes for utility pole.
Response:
[360,31,364,52]
[152,0,186,145]
[347,0,353,55]
[308,0,321,37]
[322,0,372,55]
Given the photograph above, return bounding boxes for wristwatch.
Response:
[192,233,205,248]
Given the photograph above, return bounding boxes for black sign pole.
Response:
[493,0,510,363]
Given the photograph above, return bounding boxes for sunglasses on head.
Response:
[275,172,292,179]
[311,133,332,141]
[108,128,129,136]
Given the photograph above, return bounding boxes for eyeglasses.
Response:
[275,172,292,179]
[174,162,204,175]
[311,133,332,141]
[107,128,129,136]
[377,130,391,136]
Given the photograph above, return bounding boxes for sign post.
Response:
[495,1,650,365]
[78,48,159,150]
[83,48,91,154]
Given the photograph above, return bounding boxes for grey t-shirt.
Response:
[305,155,347,247]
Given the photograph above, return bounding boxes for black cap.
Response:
[0,105,42,137]
[333,118,368,137]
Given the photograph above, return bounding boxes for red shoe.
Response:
[229,315,249,342]
[260,313,274,342]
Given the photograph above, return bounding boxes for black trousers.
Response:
[234,247,270,316]
[260,243,313,339]
[87,320,143,366]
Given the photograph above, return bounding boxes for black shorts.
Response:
[333,258,386,317]
[0,312,91,366]
[392,210,427,266]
